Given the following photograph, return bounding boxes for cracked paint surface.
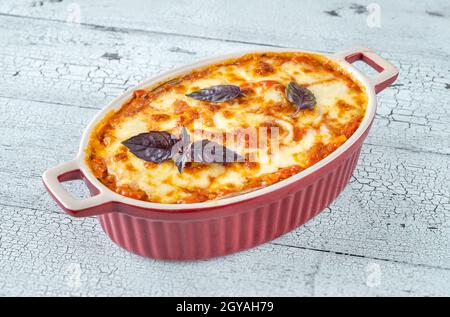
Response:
[0,0,449,296]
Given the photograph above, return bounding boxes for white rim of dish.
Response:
[73,47,378,211]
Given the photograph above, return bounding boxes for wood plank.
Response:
[1,0,449,57]
[1,97,449,270]
[1,205,449,296]
[0,0,449,296]
[0,14,449,155]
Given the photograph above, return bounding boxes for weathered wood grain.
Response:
[1,97,449,271]
[0,0,449,296]
[0,14,449,155]
[1,0,449,57]
[1,206,450,296]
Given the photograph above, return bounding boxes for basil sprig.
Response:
[122,127,243,173]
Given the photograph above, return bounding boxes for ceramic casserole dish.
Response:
[43,46,398,260]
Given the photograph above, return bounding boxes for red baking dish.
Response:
[43,47,398,260]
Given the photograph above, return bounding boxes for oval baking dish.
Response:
[43,47,398,260]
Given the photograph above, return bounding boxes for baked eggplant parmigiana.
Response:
[86,52,368,203]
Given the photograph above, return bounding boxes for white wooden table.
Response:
[0,0,449,296]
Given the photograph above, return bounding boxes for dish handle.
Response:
[332,46,399,93]
[42,160,113,217]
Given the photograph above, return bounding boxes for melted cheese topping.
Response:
[86,52,367,203]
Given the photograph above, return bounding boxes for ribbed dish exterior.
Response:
[97,145,362,260]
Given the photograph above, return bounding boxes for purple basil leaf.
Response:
[122,131,177,163]
[285,81,316,116]
[186,85,243,102]
[190,139,244,163]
